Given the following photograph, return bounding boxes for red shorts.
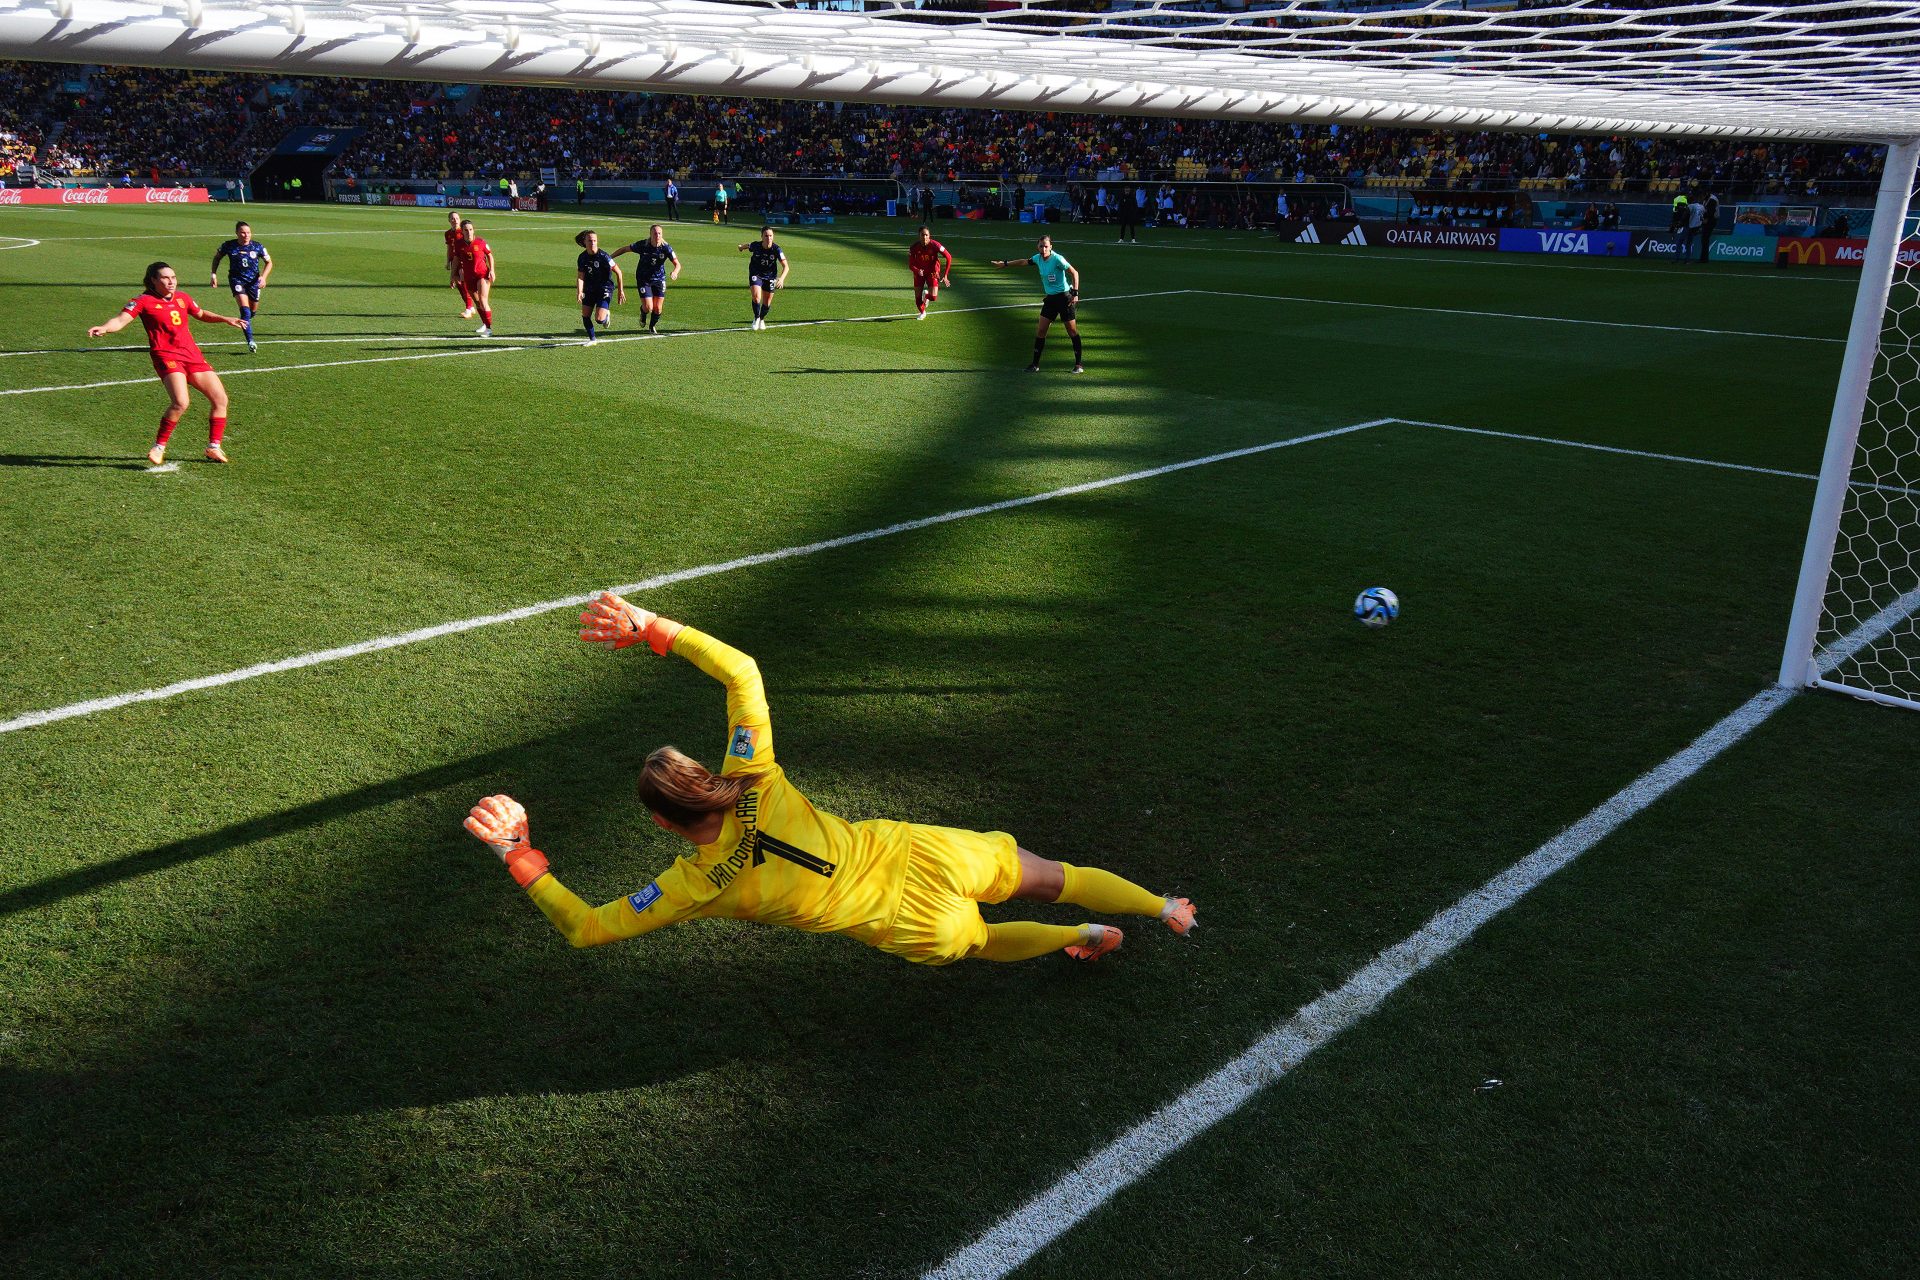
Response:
[461,270,488,290]
[913,271,941,291]
[152,353,214,378]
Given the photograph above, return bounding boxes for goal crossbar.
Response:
[4,1,1920,142]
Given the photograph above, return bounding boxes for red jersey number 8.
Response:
[168,309,183,325]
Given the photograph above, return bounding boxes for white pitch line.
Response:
[0,419,1386,737]
[0,236,39,250]
[0,290,1187,397]
[0,334,566,357]
[923,680,1797,1280]
[143,463,179,474]
[1397,418,1920,498]
[1201,288,1843,344]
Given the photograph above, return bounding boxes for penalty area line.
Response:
[0,419,1389,737]
[922,680,1798,1280]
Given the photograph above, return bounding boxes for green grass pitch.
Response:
[1,203,1915,1278]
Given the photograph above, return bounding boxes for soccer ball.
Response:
[1353,587,1399,628]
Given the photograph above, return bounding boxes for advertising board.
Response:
[1497,228,1632,256]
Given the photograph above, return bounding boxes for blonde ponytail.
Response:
[638,746,761,826]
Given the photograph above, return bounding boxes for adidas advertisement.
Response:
[1277,219,1368,247]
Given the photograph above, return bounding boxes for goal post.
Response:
[1777,139,1920,709]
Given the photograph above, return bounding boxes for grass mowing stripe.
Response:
[1200,288,1844,343]
[922,681,1800,1280]
[0,290,1188,395]
[0,419,1389,737]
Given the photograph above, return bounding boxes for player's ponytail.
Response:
[143,261,171,293]
[639,746,762,827]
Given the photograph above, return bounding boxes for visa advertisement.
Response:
[1497,228,1632,257]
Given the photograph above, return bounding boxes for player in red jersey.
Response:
[458,219,497,336]
[86,261,245,465]
[908,225,953,319]
[445,210,476,318]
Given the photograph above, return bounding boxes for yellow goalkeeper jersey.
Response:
[524,627,915,948]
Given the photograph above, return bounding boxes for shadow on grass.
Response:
[0,454,149,470]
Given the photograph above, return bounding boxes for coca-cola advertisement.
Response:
[0,186,209,206]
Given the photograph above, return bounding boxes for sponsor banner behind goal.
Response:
[1370,223,1499,251]
[0,186,209,206]
[1774,236,1920,268]
[1497,228,1632,256]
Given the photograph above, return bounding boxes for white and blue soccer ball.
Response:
[1353,587,1399,629]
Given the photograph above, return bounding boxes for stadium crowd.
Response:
[0,60,1886,197]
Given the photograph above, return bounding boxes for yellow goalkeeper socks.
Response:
[977,921,1088,963]
[1057,864,1168,918]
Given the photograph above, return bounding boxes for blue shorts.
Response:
[639,279,667,299]
[230,278,261,298]
[750,274,779,291]
[583,286,615,307]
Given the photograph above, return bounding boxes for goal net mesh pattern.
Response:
[4,2,1920,140]
[1811,171,1920,708]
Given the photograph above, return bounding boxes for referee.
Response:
[991,235,1083,373]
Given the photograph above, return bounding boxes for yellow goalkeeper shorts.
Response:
[873,824,1023,966]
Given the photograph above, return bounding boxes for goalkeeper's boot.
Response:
[146,443,166,467]
[1065,923,1123,962]
[205,443,230,464]
[1160,897,1197,937]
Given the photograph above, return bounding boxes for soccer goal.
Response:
[5,0,1920,704]
[1778,142,1920,710]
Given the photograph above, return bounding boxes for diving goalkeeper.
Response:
[464,592,1197,965]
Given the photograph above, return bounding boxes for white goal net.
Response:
[4,2,1920,139]
[1785,152,1920,710]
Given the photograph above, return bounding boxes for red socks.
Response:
[209,416,227,444]
[480,307,493,326]
[155,414,179,446]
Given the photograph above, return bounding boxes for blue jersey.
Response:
[217,239,269,282]
[577,249,615,290]
[1030,251,1073,296]
[624,241,676,282]
[748,242,785,279]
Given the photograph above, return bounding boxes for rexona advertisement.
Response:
[0,186,209,206]
[1629,233,1692,260]
[1708,238,1773,264]
[1774,236,1920,268]
[1372,223,1499,250]
[1497,228,1632,256]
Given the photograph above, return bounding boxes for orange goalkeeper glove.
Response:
[578,590,682,655]
[464,793,550,887]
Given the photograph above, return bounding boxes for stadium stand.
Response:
[0,61,1886,199]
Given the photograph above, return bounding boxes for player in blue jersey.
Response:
[737,226,790,330]
[991,235,1083,373]
[609,225,681,334]
[572,229,626,344]
[209,220,272,352]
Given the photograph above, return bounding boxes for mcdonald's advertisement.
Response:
[1774,236,1920,268]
